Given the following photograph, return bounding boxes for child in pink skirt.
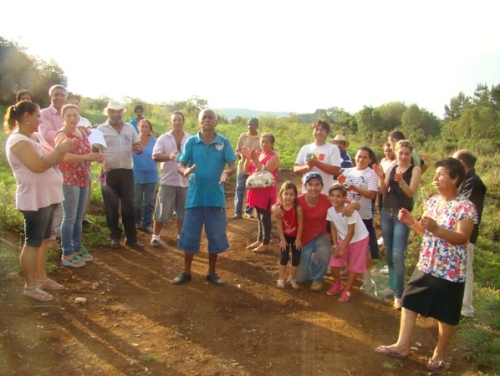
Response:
[326,184,369,302]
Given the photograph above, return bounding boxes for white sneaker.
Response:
[380,265,389,275]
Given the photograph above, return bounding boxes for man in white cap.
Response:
[93,101,144,250]
[331,134,353,174]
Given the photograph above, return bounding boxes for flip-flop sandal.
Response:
[37,278,64,291]
[374,346,409,359]
[427,359,445,372]
[23,286,53,302]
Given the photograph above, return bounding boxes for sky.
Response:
[2,1,500,118]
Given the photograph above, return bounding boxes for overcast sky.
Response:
[2,0,499,117]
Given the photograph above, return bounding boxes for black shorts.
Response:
[20,203,58,247]
[401,268,465,326]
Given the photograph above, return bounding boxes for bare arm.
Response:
[397,166,422,198]
[54,132,104,164]
[219,161,237,184]
[338,224,355,256]
[398,208,474,244]
[153,151,177,163]
[346,185,377,200]
[10,139,75,173]
[293,164,310,175]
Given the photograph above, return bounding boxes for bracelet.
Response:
[399,182,405,187]
[331,244,338,248]
[409,220,417,228]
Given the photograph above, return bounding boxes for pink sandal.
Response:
[23,286,53,301]
[339,290,352,302]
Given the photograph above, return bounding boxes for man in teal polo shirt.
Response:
[174,109,237,286]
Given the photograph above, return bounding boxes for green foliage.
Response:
[0,37,66,106]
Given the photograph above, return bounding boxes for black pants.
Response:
[101,169,137,243]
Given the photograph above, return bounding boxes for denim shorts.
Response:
[178,207,229,254]
[153,185,188,223]
[20,203,58,247]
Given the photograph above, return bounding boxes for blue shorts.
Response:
[178,207,229,254]
[20,204,58,247]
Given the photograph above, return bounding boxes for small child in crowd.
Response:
[326,184,369,302]
[276,181,303,289]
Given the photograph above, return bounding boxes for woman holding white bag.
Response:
[241,132,279,252]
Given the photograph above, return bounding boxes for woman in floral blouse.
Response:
[55,104,104,267]
[375,158,477,372]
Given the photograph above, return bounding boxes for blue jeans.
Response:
[101,169,137,243]
[381,208,411,299]
[295,234,331,283]
[134,182,157,228]
[178,207,229,254]
[234,173,253,215]
[61,185,89,256]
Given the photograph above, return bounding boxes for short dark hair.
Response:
[311,119,331,135]
[171,111,185,123]
[435,158,465,187]
[16,89,33,102]
[389,130,405,141]
[134,104,144,112]
[454,150,477,168]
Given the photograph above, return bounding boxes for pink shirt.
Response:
[40,105,63,146]
[5,132,64,211]
[152,130,190,187]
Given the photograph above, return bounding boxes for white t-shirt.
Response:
[295,142,341,194]
[342,167,379,219]
[152,130,191,187]
[326,205,368,243]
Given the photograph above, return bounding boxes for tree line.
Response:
[1,35,499,155]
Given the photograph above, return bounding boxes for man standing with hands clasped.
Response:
[93,100,144,251]
[173,109,236,286]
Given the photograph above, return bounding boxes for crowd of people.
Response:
[3,85,487,372]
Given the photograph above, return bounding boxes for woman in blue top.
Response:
[133,119,159,234]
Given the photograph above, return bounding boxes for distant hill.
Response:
[216,108,289,120]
